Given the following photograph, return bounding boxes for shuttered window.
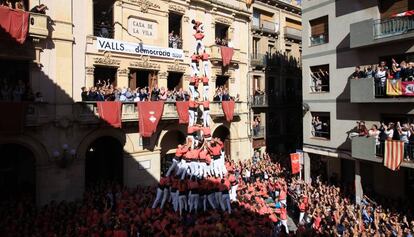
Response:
[309,16,329,45]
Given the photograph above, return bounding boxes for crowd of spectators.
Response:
[289,176,414,236]
[351,120,414,161]
[82,81,236,102]
[215,38,233,47]
[0,0,25,10]
[0,79,43,102]
[352,60,414,81]
[312,116,330,139]
[169,31,183,49]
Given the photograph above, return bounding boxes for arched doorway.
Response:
[85,136,123,187]
[160,130,186,175]
[213,125,231,158]
[0,144,36,202]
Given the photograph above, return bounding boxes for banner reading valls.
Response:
[96,37,184,60]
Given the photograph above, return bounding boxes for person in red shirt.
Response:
[298,197,306,224]
[187,146,201,179]
[201,100,210,127]
[279,205,289,234]
[189,74,199,100]
[193,30,205,54]
[190,52,199,76]
[207,140,223,178]
[166,143,188,177]
[201,50,210,78]
[219,178,231,214]
[188,177,200,213]
[191,19,204,32]
[188,99,199,126]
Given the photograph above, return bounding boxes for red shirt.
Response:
[219,179,230,191]
[203,100,210,108]
[201,53,209,61]
[299,202,306,212]
[202,76,209,84]
[188,180,199,190]
[190,76,197,83]
[207,143,221,156]
[185,148,201,160]
[189,100,198,108]
[160,177,168,186]
[202,127,211,136]
[280,208,287,220]
[191,54,199,62]
[194,32,204,40]
[175,146,188,157]
[199,149,208,162]
[279,190,287,201]
[188,126,200,134]
[178,182,187,192]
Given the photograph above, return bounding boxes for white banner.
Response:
[96,37,184,60]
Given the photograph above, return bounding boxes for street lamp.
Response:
[52,144,77,168]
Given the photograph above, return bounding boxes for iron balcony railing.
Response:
[252,20,278,33]
[250,53,267,66]
[252,125,265,138]
[311,130,330,140]
[250,94,268,107]
[373,16,414,39]
[310,33,328,46]
[94,24,114,38]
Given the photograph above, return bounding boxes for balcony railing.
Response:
[310,33,328,46]
[284,26,302,41]
[74,101,244,123]
[252,20,279,34]
[28,13,49,39]
[94,24,114,39]
[250,95,268,107]
[374,16,414,39]
[250,53,267,67]
[252,125,265,138]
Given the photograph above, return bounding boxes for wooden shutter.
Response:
[310,16,328,36]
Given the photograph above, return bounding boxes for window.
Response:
[286,17,302,30]
[309,16,328,46]
[167,72,183,91]
[215,23,229,46]
[216,75,229,88]
[253,9,260,28]
[311,112,330,140]
[93,0,114,38]
[129,69,158,90]
[94,66,117,87]
[168,12,183,49]
[268,43,274,55]
[252,37,260,58]
[310,64,329,92]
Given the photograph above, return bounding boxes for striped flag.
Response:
[384,140,404,171]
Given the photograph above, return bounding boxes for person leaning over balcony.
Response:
[30,4,48,14]
[1,0,12,8]
[351,66,365,79]
[397,122,411,161]
[368,124,380,152]
[391,58,401,79]
[375,61,387,96]
[364,66,374,78]
[399,61,409,81]
[14,0,25,10]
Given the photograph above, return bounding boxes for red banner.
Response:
[0,102,26,134]
[175,101,189,124]
[220,46,234,66]
[401,81,414,96]
[0,6,29,44]
[138,101,164,137]
[222,101,235,122]
[97,101,122,128]
[290,153,301,174]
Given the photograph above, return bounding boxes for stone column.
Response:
[158,71,168,89]
[85,67,95,89]
[355,160,363,205]
[117,68,129,88]
[304,152,311,184]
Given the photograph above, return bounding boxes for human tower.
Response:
[152,20,238,215]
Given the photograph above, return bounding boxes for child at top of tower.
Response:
[191,19,204,32]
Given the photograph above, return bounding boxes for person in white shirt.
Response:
[397,122,411,161]
[368,125,381,152]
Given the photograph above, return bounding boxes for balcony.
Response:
[209,45,240,64]
[250,54,267,67]
[284,26,302,41]
[28,13,49,39]
[252,125,265,138]
[350,78,414,103]
[350,16,414,48]
[74,101,245,124]
[94,24,114,39]
[250,95,268,107]
[25,102,50,126]
[252,20,279,34]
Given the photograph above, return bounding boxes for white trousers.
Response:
[207,193,217,210]
[152,188,163,209]
[171,190,179,212]
[230,184,238,201]
[189,193,199,213]
[160,187,169,209]
[179,195,188,216]
[203,109,210,127]
[299,212,305,224]
[281,219,289,234]
[195,40,204,54]
[202,61,209,77]
[215,191,223,210]
[189,110,195,126]
[166,158,179,177]
[203,85,209,101]
[191,62,199,76]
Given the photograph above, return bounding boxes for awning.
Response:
[392,10,414,17]
[0,6,29,44]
